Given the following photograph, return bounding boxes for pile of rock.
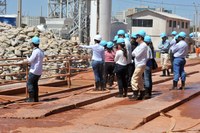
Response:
[0,22,90,81]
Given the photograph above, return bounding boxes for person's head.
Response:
[31,36,40,48]
[175,35,179,43]
[116,38,125,49]
[113,35,118,43]
[130,32,137,42]
[100,40,107,48]
[160,33,167,41]
[144,35,152,45]
[117,29,125,38]
[171,31,177,37]
[94,34,102,44]
[178,32,186,41]
[106,41,114,51]
[136,30,146,44]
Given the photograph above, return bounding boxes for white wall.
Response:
[90,0,98,44]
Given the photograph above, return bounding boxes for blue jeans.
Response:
[92,60,104,83]
[27,73,41,94]
[144,66,152,90]
[173,58,186,82]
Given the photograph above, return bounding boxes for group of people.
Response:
[24,29,189,102]
[80,29,189,100]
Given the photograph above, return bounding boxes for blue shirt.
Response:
[171,40,188,58]
[80,44,105,61]
[158,40,170,53]
[27,48,44,75]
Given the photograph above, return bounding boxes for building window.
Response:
[182,22,184,28]
[169,20,172,27]
[173,21,176,28]
[132,19,153,27]
[186,22,188,29]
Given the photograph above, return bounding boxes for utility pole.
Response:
[193,2,198,38]
[17,0,22,27]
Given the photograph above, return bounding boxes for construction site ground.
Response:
[0,56,200,133]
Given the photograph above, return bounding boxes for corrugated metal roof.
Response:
[127,10,190,21]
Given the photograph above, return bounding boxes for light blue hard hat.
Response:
[125,33,130,38]
[171,31,177,36]
[113,35,118,42]
[136,30,146,37]
[131,33,137,38]
[144,36,152,43]
[175,35,179,40]
[117,29,125,35]
[189,33,194,38]
[107,41,114,49]
[100,40,107,46]
[116,38,125,44]
[31,36,40,45]
[178,32,186,38]
[160,33,167,38]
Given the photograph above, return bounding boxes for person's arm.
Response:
[162,40,170,51]
[132,45,146,58]
[171,44,179,54]
[158,42,163,49]
[79,45,93,49]
[114,51,120,62]
[27,50,37,63]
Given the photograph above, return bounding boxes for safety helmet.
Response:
[160,33,167,38]
[31,36,40,45]
[107,41,114,49]
[136,30,146,37]
[116,38,125,44]
[189,33,194,38]
[100,40,107,46]
[175,35,179,40]
[171,31,177,36]
[178,32,186,38]
[117,29,125,35]
[113,35,118,42]
[131,33,137,38]
[144,36,152,43]
[94,34,102,41]
[125,33,130,38]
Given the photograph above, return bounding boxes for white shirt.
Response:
[132,42,148,67]
[114,50,128,66]
[27,48,44,75]
[124,38,132,64]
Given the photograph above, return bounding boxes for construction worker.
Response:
[100,40,107,49]
[114,38,128,97]
[169,31,177,74]
[158,33,170,76]
[170,32,188,90]
[104,41,115,88]
[129,30,148,100]
[143,35,154,99]
[79,35,105,91]
[26,36,44,102]
[117,30,132,87]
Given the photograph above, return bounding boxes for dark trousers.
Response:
[104,62,115,86]
[144,66,152,93]
[127,63,135,86]
[27,73,41,99]
[92,60,104,83]
[116,64,128,95]
[170,51,174,72]
[173,57,186,82]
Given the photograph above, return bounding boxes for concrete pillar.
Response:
[99,0,112,41]
[90,0,98,44]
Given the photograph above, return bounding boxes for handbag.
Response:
[151,58,158,70]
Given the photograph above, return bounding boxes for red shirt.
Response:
[105,50,115,62]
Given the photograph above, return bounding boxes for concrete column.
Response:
[99,0,112,41]
[90,0,98,44]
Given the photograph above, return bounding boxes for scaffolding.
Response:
[0,0,6,14]
[48,0,90,43]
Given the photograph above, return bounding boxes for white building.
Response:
[127,10,190,49]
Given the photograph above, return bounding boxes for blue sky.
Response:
[7,0,200,23]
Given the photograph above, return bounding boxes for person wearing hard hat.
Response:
[170,32,188,90]
[79,35,105,91]
[114,38,128,97]
[129,30,148,100]
[143,35,154,99]
[100,40,107,49]
[128,32,138,87]
[104,41,115,89]
[117,29,132,87]
[187,33,195,54]
[158,33,170,76]
[169,31,178,74]
[24,36,45,102]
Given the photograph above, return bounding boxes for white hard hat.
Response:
[94,34,102,41]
